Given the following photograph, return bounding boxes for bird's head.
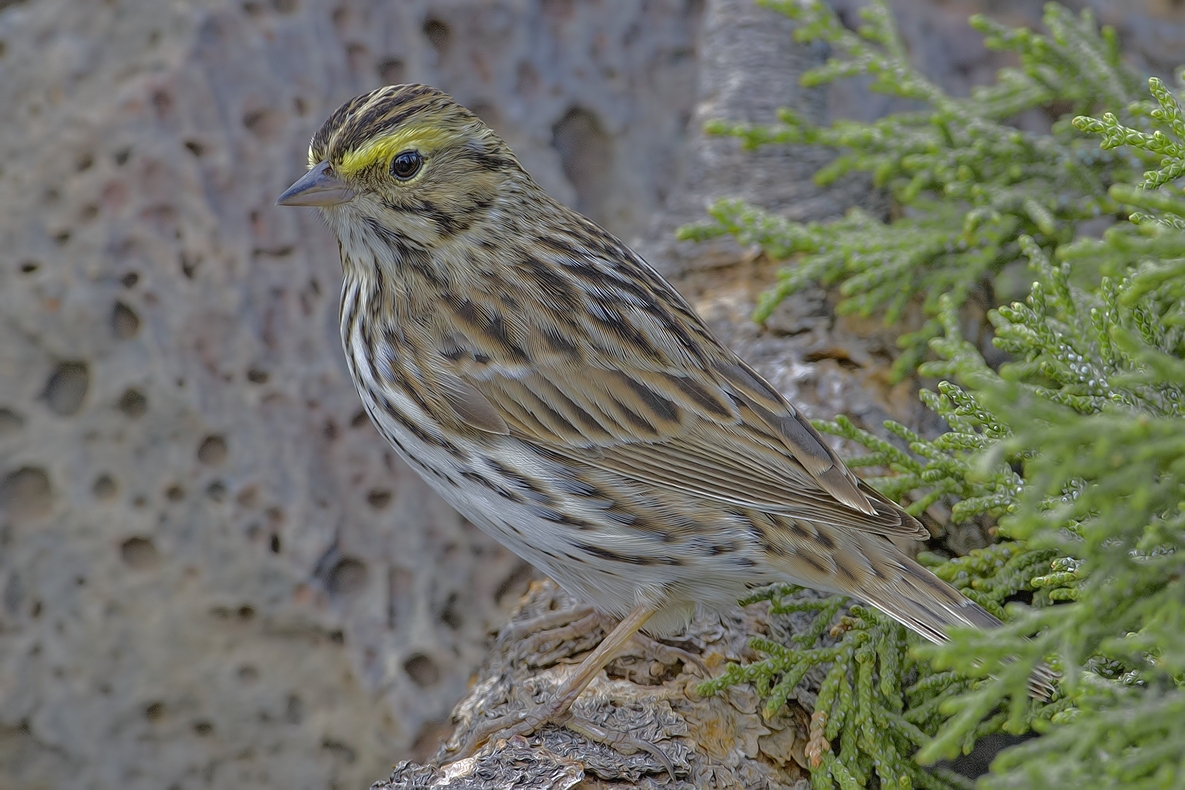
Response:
[277,84,525,248]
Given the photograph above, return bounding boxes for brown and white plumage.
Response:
[278,84,1051,700]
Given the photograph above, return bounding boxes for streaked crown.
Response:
[308,84,517,180]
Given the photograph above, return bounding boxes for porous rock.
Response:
[0,1,701,788]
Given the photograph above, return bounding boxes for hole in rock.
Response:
[328,558,368,596]
[552,107,614,228]
[120,536,159,569]
[197,435,228,465]
[0,467,52,524]
[403,653,441,687]
[93,475,117,499]
[111,302,140,339]
[117,388,147,418]
[377,58,405,84]
[366,489,391,509]
[44,362,89,416]
[422,18,450,52]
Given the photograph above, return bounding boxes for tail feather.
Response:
[1025,662,1060,700]
[763,517,1058,699]
[860,551,1002,642]
[858,552,1058,700]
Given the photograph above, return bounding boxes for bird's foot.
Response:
[619,631,707,679]
[449,601,678,780]
[449,700,676,781]
[501,604,704,679]
[499,603,606,667]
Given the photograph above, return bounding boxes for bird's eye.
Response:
[390,150,423,180]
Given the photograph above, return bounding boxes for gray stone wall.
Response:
[0,1,1181,788]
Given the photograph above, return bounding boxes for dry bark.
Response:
[376,579,814,790]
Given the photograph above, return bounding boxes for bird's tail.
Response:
[849,548,1058,700]
[765,524,1057,699]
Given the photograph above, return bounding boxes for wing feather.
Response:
[415,236,926,540]
[442,366,926,539]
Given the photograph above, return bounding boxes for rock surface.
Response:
[2,1,1183,789]
[0,2,701,788]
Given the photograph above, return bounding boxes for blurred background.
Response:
[0,1,1181,788]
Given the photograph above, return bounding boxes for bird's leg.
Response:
[534,601,657,715]
[503,602,704,679]
[621,631,708,678]
[452,601,663,762]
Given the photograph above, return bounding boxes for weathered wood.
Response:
[376,580,814,789]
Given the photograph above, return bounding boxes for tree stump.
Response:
[375,579,816,789]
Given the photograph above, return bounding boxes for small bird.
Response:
[278,84,1051,761]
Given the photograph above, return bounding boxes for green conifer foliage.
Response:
[689,3,1185,787]
[678,0,1144,376]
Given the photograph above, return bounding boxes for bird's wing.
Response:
[458,359,923,538]
[418,238,926,540]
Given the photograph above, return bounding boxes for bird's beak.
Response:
[276,161,355,207]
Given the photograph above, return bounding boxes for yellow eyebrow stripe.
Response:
[337,125,457,177]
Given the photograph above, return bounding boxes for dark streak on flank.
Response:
[461,470,500,492]
[744,517,788,558]
[554,475,598,497]
[379,329,436,420]
[781,518,811,541]
[551,388,609,438]
[339,281,362,352]
[833,557,858,585]
[529,505,594,528]
[637,518,677,542]
[813,528,836,552]
[525,389,579,436]
[794,550,830,577]
[485,457,552,505]
[375,392,462,456]
[575,543,679,567]
[358,317,383,391]
[904,560,964,605]
[493,485,525,504]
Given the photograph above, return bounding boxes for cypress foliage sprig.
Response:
[678,0,1145,377]
[692,4,1185,787]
